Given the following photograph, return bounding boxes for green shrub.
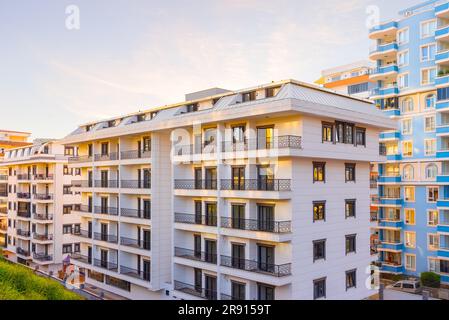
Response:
[421,272,441,288]
[391,274,405,282]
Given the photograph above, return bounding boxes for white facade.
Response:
[0,140,81,274]
[61,79,396,300]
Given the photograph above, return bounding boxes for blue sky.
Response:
[1,0,417,138]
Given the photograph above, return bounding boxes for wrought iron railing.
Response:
[34,193,54,200]
[33,253,53,261]
[33,213,53,221]
[33,233,53,241]
[17,229,31,237]
[93,258,118,271]
[120,208,151,219]
[68,155,93,163]
[220,217,291,233]
[120,150,151,160]
[120,266,151,282]
[120,180,151,189]
[174,179,218,190]
[220,179,291,191]
[94,180,119,188]
[70,253,91,264]
[174,247,217,264]
[120,237,151,250]
[220,255,291,277]
[94,232,118,243]
[174,281,217,300]
[94,152,119,162]
[174,213,217,226]
[94,206,119,216]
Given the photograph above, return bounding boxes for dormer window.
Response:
[265,86,281,98]
[242,91,256,102]
[107,120,115,128]
[86,125,92,132]
[149,111,158,119]
[186,104,199,113]
[137,114,146,122]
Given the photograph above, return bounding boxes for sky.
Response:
[0,0,420,139]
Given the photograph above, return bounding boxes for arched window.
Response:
[403,165,414,181]
[425,94,436,109]
[402,98,414,113]
[426,164,438,179]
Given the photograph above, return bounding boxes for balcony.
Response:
[369,42,398,60]
[438,199,449,208]
[371,86,399,99]
[436,74,449,87]
[120,266,151,282]
[220,255,291,277]
[120,208,151,220]
[120,150,151,160]
[436,2,449,18]
[174,213,217,227]
[120,237,151,250]
[378,219,403,229]
[33,233,53,241]
[379,144,387,156]
[17,229,31,237]
[17,193,31,199]
[436,50,449,66]
[174,247,217,265]
[94,152,119,162]
[369,65,399,81]
[436,26,449,42]
[93,258,118,271]
[379,131,400,141]
[33,213,53,221]
[93,232,118,244]
[220,217,291,233]
[17,174,31,181]
[70,253,91,264]
[378,175,401,184]
[437,125,449,135]
[379,240,403,251]
[174,179,217,190]
[34,194,53,201]
[17,211,31,219]
[379,197,403,206]
[0,207,7,215]
[386,154,402,161]
[94,180,119,189]
[72,229,92,239]
[94,206,119,216]
[0,192,7,198]
[369,21,397,40]
[16,247,31,257]
[120,180,151,189]
[33,174,54,181]
[370,177,378,189]
[0,224,7,232]
[68,155,93,164]
[33,253,53,262]
[220,179,291,192]
[437,149,449,158]
[174,280,217,300]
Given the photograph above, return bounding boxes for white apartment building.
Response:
[61,79,396,300]
[0,140,80,274]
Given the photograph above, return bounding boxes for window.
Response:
[265,86,281,98]
[74,243,80,253]
[346,270,357,290]
[257,283,275,300]
[345,200,356,219]
[335,122,355,144]
[348,83,368,95]
[313,278,326,300]
[345,163,356,182]
[398,51,409,66]
[404,186,415,202]
[242,91,256,102]
[398,74,409,89]
[345,234,357,254]
[63,165,70,175]
[313,202,326,222]
[405,254,416,271]
[313,162,325,183]
[74,168,81,176]
[143,137,151,152]
[405,232,416,248]
[63,225,72,234]
[313,239,326,262]
[63,185,72,195]
[438,87,449,101]
[398,28,409,44]
[322,123,333,143]
[425,139,436,156]
[402,141,413,157]
[425,94,436,109]
[421,20,436,39]
[421,68,437,86]
[428,234,440,250]
[425,116,436,132]
[405,209,415,225]
[425,164,438,179]
[428,210,439,226]
[63,205,72,215]
[421,44,436,61]
[401,98,413,113]
[62,244,72,254]
[427,187,439,203]
[402,165,414,181]
[402,119,412,135]
[355,128,366,146]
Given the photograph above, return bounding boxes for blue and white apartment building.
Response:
[369,0,449,283]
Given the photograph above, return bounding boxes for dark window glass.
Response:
[313,239,326,261]
[346,269,357,290]
[345,200,356,218]
[314,278,326,299]
[346,234,357,254]
[345,164,356,182]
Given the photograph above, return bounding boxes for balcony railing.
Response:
[0,207,7,214]
[94,180,119,188]
[174,247,217,264]
[174,281,217,300]
[17,211,31,218]
[93,232,118,243]
[0,225,7,231]
[34,174,54,181]
[16,247,31,257]
[174,213,217,226]
[220,293,244,300]
[370,178,378,189]
[72,180,93,188]
[174,179,218,190]
[222,136,302,152]
[72,229,92,239]
[94,153,119,162]
[34,194,54,201]
[17,193,31,199]
[120,180,151,189]
[33,213,53,221]
[94,206,119,216]
[120,150,151,160]
[120,266,151,282]
[33,233,53,241]
[220,179,291,191]
[68,155,93,163]
[73,205,92,213]
[379,144,387,156]
[17,174,31,180]
[17,229,31,237]
[70,253,91,264]
[120,237,151,250]
[93,258,118,271]
[120,208,151,220]
[220,255,291,277]
[33,253,53,261]
[220,217,291,233]
[0,192,7,197]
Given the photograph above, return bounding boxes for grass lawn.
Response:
[0,255,83,300]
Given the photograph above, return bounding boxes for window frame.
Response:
[313,162,326,183]
[313,239,326,262]
[313,201,326,222]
